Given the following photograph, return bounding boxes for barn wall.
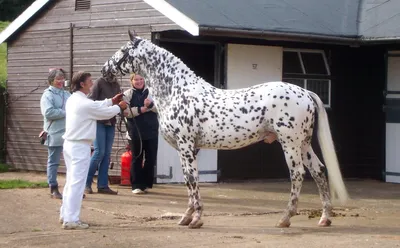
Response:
[6,0,178,172]
[6,29,71,171]
[226,44,283,89]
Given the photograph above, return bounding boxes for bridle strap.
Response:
[114,51,130,76]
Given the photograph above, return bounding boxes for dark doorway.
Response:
[157,40,219,87]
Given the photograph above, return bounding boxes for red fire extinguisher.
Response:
[120,144,132,186]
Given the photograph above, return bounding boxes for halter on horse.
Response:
[101,30,349,229]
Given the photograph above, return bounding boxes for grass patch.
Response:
[0,21,9,88]
[0,179,48,189]
[0,163,9,173]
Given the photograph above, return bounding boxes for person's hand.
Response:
[123,110,129,117]
[112,93,124,105]
[140,107,148,113]
[118,101,128,110]
[144,98,152,107]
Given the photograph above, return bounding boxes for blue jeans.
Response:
[86,123,115,189]
[47,146,63,187]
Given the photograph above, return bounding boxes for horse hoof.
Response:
[188,219,204,229]
[276,220,291,228]
[178,216,192,226]
[318,218,332,227]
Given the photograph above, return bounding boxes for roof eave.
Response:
[199,26,400,46]
[199,26,360,46]
[359,36,400,45]
[143,0,199,36]
[0,0,51,44]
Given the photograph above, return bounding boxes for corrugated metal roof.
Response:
[358,0,400,40]
[2,0,400,44]
[165,0,360,37]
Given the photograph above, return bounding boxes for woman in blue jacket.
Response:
[40,68,71,199]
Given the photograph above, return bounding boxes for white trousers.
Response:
[60,140,91,222]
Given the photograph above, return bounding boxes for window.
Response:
[75,0,91,11]
[282,49,331,107]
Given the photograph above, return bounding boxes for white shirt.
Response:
[62,91,121,144]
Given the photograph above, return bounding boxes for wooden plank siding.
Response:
[6,28,70,172]
[5,0,179,173]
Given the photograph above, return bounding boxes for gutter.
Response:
[199,26,359,46]
[358,36,400,45]
[199,26,400,46]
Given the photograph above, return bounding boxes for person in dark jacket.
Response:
[123,73,159,194]
[84,74,121,195]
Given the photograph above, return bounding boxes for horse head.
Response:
[101,30,144,78]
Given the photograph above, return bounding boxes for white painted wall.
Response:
[385,123,400,183]
[156,136,218,184]
[227,44,283,89]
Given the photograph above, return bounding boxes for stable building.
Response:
[1,0,400,184]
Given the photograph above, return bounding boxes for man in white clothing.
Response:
[60,71,127,230]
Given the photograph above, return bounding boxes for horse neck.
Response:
[138,43,214,105]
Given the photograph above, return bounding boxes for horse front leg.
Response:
[177,168,195,226]
[177,143,204,229]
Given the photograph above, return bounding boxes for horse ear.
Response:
[128,30,137,41]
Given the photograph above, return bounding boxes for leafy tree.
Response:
[0,21,9,88]
[0,0,34,87]
[0,0,36,21]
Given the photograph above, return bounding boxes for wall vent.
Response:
[75,0,90,11]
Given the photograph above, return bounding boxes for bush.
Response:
[0,21,9,88]
[0,163,9,173]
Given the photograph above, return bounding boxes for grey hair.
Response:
[48,68,66,85]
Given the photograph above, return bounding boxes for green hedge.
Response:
[0,21,9,88]
[0,22,7,163]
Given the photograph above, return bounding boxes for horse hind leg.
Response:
[177,145,204,229]
[302,145,333,227]
[276,144,305,228]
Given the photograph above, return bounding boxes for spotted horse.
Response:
[102,30,349,229]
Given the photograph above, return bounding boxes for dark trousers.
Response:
[129,137,158,190]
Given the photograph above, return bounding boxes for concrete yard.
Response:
[0,172,399,248]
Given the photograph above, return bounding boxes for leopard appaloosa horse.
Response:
[101,30,349,229]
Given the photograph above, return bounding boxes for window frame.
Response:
[282,48,331,108]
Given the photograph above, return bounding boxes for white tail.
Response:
[308,91,349,205]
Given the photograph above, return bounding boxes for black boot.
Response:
[50,185,62,199]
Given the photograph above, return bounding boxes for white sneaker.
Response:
[62,221,89,230]
[132,189,145,194]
